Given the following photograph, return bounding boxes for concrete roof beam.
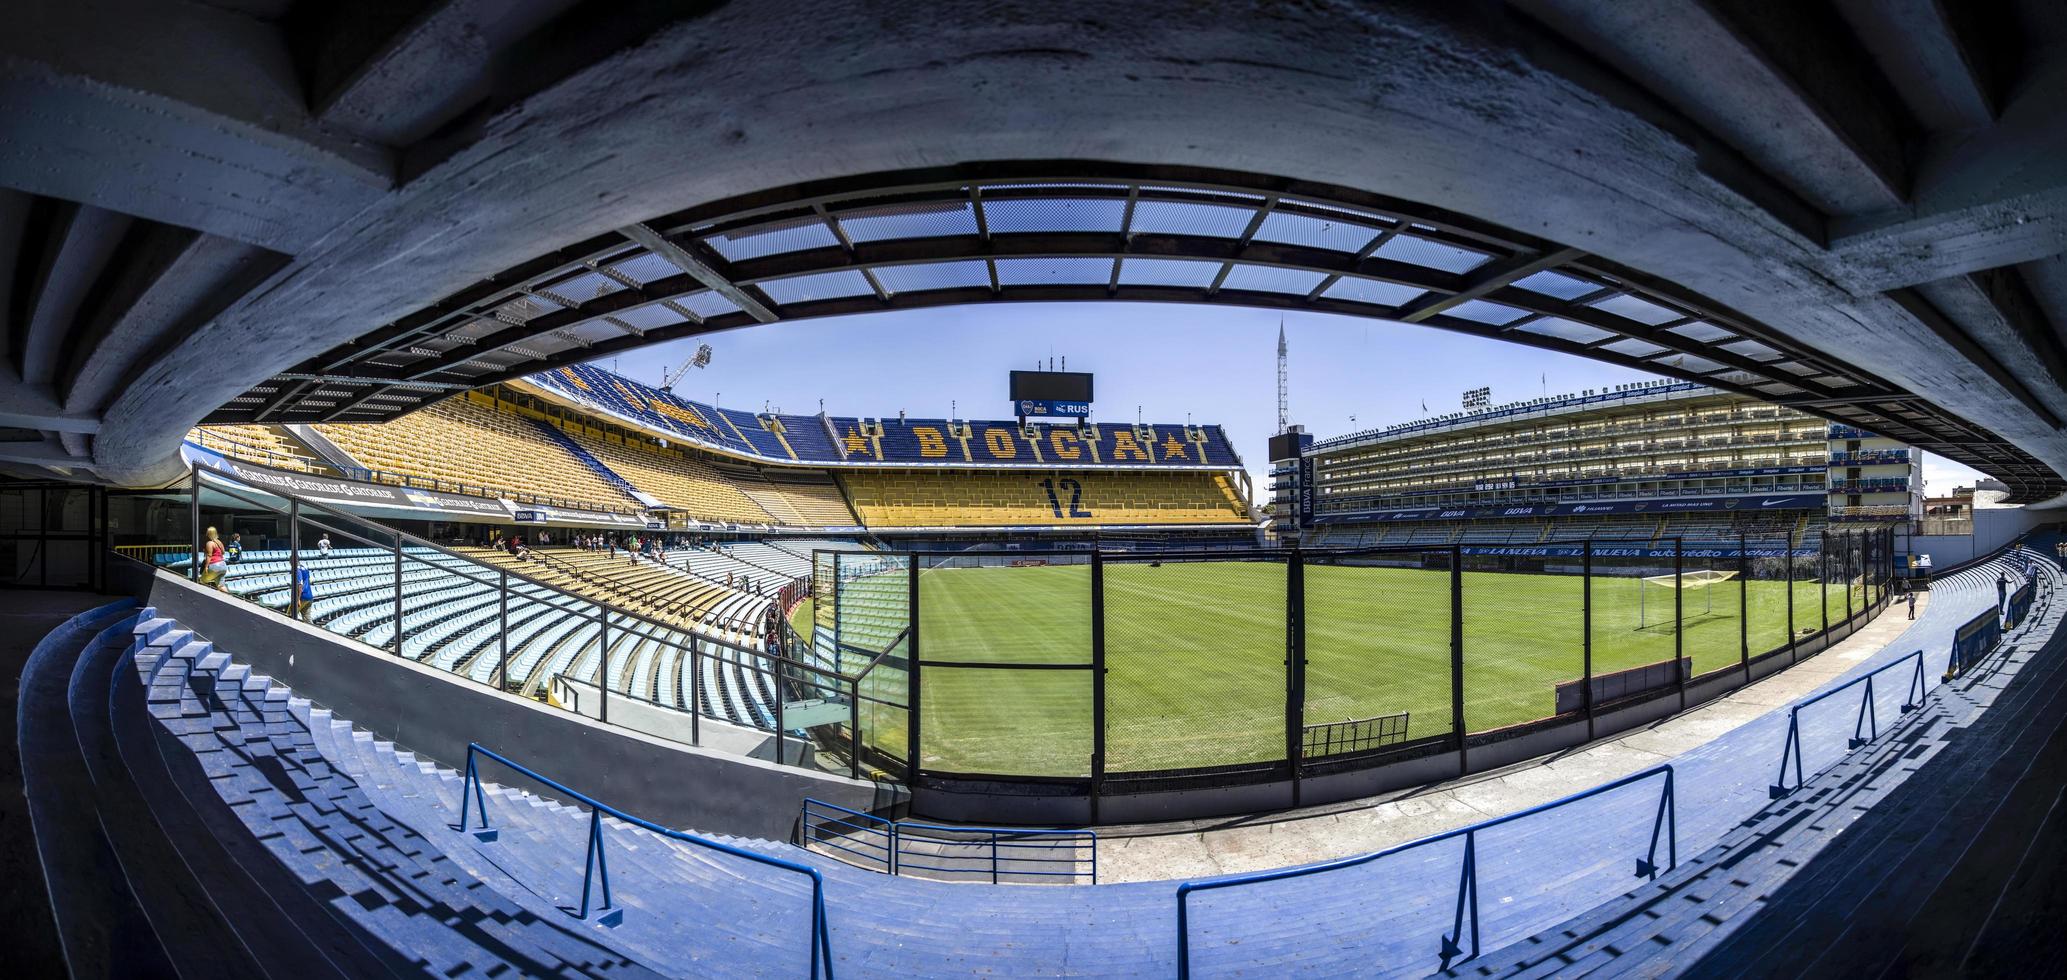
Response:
[1515,0,1912,218]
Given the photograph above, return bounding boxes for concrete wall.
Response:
[1912,509,2054,569]
[135,570,901,840]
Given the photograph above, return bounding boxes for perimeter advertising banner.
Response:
[1298,457,1316,525]
[184,442,510,516]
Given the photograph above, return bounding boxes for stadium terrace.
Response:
[7,4,2067,978]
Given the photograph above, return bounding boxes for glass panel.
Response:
[107,485,196,569]
[822,552,910,776]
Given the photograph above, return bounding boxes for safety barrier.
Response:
[1173,764,1676,976]
[1769,650,1926,798]
[1947,609,2003,681]
[799,798,1097,883]
[458,743,834,978]
[2005,579,2036,632]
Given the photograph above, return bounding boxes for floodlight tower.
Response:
[1276,319,1289,434]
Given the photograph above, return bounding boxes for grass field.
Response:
[899,561,1867,776]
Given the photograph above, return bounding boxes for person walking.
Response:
[199,527,229,589]
[1906,590,1916,620]
[294,565,316,621]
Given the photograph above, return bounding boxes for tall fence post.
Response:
[1286,545,1306,806]
[1739,531,1750,683]
[1674,539,1686,712]
[1852,533,1868,624]
[1783,540,1796,664]
[906,555,921,788]
[393,537,404,657]
[689,636,702,746]
[188,464,201,583]
[1583,540,1595,740]
[597,605,610,725]
[848,676,862,780]
[1450,545,1466,777]
[288,498,301,622]
[1090,549,1107,822]
[1821,537,1831,638]
[498,569,510,689]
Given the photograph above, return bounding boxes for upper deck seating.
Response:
[521,363,1240,467]
[317,397,637,511]
[189,424,327,472]
[556,427,776,525]
[840,469,1250,527]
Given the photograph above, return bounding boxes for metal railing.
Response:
[1768,649,1926,798]
[1173,764,1676,976]
[2005,578,2037,631]
[458,743,833,978]
[183,467,900,777]
[1946,608,2003,682]
[798,799,1098,884]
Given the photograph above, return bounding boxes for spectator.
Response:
[199,527,228,589]
[293,565,315,621]
[1906,590,1917,620]
[316,532,333,558]
[226,532,244,564]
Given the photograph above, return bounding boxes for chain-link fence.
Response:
[1463,547,1583,735]
[1745,536,1800,663]
[1588,543,1685,705]
[1303,548,1453,763]
[917,552,1092,778]
[884,526,1894,793]
[1105,552,1287,775]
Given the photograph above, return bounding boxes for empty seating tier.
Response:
[316,396,638,512]
[839,468,1250,527]
[555,425,779,525]
[193,546,784,732]
[188,424,328,472]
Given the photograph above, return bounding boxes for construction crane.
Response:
[660,343,714,392]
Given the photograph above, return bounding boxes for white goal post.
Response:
[1637,569,1739,629]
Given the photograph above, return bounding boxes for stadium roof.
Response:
[206,163,2057,499]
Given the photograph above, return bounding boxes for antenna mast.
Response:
[1276,319,1290,434]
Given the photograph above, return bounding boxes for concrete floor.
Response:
[1094,594,1930,883]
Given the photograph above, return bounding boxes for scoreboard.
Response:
[1011,370,1094,418]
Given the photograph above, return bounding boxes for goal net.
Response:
[1637,569,1739,629]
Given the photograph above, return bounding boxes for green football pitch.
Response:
[885,560,1866,777]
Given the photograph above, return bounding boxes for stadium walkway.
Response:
[1099,589,1940,883]
[1462,543,2066,976]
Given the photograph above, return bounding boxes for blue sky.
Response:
[595,302,1986,495]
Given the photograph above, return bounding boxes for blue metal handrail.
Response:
[800,798,1098,884]
[1174,764,1676,976]
[458,743,834,979]
[800,798,897,874]
[1769,649,1926,798]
